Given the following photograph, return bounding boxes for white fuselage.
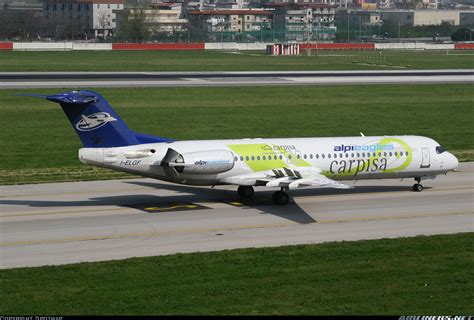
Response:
[79,135,459,186]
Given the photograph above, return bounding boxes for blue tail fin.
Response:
[22,90,173,148]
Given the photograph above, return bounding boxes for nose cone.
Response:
[447,152,459,170]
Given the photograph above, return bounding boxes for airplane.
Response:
[23,90,459,205]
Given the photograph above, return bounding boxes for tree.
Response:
[0,9,41,40]
[117,8,150,42]
[451,28,473,42]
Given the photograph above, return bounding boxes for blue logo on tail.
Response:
[76,112,117,131]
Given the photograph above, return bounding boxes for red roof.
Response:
[265,3,336,9]
[189,10,273,16]
[45,0,124,4]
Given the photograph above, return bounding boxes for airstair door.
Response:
[421,147,430,168]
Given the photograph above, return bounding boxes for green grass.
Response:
[0,50,473,71]
[0,84,472,184]
[0,233,472,315]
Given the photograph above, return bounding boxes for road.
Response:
[1,70,473,88]
[1,162,472,269]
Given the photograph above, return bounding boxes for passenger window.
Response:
[406,151,409,156]
[234,156,238,161]
[251,156,255,161]
[372,152,376,157]
[394,151,398,157]
[316,154,319,159]
[322,154,325,159]
[389,152,392,157]
[333,153,337,158]
[383,152,387,157]
[297,155,300,159]
[345,153,349,158]
[240,156,244,161]
[351,153,354,158]
[328,154,331,159]
[362,152,365,157]
[304,154,307,159]
[262,155,266,160]
[279,155,283,160]
[245,156,249,161]
[378,152,381,157]
[310,154,313,159]
[257,156,260,160]
[288,155,292,160]
[357,153,360,158]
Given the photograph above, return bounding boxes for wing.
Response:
[222,167,352,190]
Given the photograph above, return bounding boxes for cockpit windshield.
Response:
[436,145,447,154]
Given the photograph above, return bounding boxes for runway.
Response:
[1,162,472,269]
[1,70,473,88]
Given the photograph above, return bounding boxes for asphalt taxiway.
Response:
[1,162,472,269]
[1,70,473,88]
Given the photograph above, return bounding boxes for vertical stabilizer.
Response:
[27,90,140,148]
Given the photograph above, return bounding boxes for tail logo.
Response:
[76,112,117,131]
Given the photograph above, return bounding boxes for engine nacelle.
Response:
[171,150,235,174]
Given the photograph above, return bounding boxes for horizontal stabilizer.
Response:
[19,92,97,105]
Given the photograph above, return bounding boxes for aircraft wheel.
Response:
[238,186,254,199]
[272,191,290,205]
[412,183,423,192]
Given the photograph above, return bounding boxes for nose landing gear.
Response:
[413,177,423,192]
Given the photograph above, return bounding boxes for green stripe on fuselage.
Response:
[228,144,287,172]
[228,143,312,172]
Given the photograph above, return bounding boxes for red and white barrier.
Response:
[0,42,13,50]
[112,43,204,51]
[2,41,473,51]
[454,43,474,49]
[301,43,375,50]
[268,44,300,56]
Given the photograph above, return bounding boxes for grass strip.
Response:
[1,50,473,71]
[0,233,472,315]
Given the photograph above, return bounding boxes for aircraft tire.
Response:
[238,186,254,199]
[272,191,290,205]
[413,183,423,192]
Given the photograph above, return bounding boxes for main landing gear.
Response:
[413,177,423,192]
[272,189,290,206]
[237,186,254,199]
[237,186,290,205]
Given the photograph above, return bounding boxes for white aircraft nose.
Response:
[447,152,459,170]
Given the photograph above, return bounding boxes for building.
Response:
[380,9,474,26]
[413,9,459,25]
[129,3,188,33]
[43,0,124,39]
[336,8,382,26]
[267,2,337,42]
[380,9,414,25]
[188,8,272,41]
[1,0,42,11]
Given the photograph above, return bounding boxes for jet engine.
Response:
[161,149,235,175]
